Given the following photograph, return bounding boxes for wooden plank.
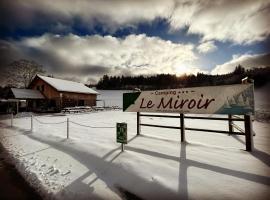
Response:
[137,112,141,135]
[140,123,244,135]
[140,123,180,129]
[228,114,233,134]
[180,113,185,142]
[184,116,244,121]
[185,127,245,135]
[140,113,244,121]
[244,115,253,151]
[139,114,180,118]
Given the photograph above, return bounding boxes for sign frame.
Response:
[123,83,254,115]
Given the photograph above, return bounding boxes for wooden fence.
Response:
[136,112,253,151]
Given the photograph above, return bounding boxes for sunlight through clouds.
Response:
[4,34,200,82]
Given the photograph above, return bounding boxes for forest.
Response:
[95,65,270,90]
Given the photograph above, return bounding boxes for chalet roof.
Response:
[11,88,45,99]
[36,75,98,94]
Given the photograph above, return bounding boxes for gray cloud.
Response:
[171,0,270,44]
[0,40,22,67]
[211,53,270,74]
[1,0,269,44]
[0,40,25,85]
[80,65,112,75]
[196,41,217,54]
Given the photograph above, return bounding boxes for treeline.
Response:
[95,65,270,90]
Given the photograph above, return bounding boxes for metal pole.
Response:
[228,114,233,135]
[180,113,185,142]
[31,115,33,132]
[11,113,13,127]
[137,112,141,135]
[67,118,69,139]
[244,115,253,151]
[121,143,124,152]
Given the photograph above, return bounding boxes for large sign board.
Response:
[123,84,254,115]
[116,123,127,144]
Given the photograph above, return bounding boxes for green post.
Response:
[117,123,127,152]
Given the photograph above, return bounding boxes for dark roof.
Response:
[11,88,45,99]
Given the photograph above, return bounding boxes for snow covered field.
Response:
[0,110,270,200]
[0,88,270,200]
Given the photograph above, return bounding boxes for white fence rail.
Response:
[10,113,114,139]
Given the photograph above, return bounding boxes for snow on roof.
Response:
[11,88,45,99]
[37,75,98,94]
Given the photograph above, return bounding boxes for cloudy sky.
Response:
[0,0,270,84]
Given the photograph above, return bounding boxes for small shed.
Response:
[8,88,45,113]
[11,88,45,99]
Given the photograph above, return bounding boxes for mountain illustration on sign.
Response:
[216,86,254,115]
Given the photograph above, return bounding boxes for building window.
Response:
[41,85,45,92]
[78,100,85,106]
[49,100,56,107]
[36,86,40,91]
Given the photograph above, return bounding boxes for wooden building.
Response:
[26,75,98,111]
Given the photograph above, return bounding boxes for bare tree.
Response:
[6,59,45,88]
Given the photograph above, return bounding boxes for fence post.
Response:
[137,112,141,135]
[228,114,233,135]
[31,115,33,132]
[244,114,253,151]
[67,118,69,139]
[11,113,13,127]
[180,113,185,142]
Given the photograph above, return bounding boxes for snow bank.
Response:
[96,90,132,107]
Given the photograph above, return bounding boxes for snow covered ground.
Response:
[0,88,269,200]
[0,110,269,200]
